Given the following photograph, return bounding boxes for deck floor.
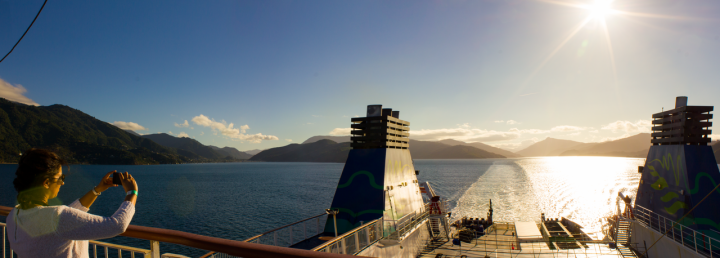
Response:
[420,225,626,258]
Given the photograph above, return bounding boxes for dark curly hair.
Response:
[13,148,67,209]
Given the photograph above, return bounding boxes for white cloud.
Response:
[177,132,190,138]
[550,125,588,132]
[506,120,519,125]
[589,130,599,133]
[168,131,173,135]
[329,128,352,136]
[601,120,652,134]
[286,139,293,142]
[191,114,278,143]
[0,78,39,106]
[458,123,471,128]
[200,132,204,136]
[175,120,190,128]
[494,120,505,123]
[112,121,148,131]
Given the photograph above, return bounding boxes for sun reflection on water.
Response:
[450,156,642,238]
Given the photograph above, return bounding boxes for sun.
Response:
[586,0,614,19]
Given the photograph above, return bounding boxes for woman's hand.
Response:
[119,172,138,192]
[95,170,120,193]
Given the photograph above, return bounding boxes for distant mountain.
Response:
[142,133,224,160]
[437,139,522,158]
[425,145,505,159]
[0,98,186,164]
[408,140,453,159]
[124,130,141,136]
[516,138,589,157]
[302,136,351,144]
[560,133,651,158]
[250,139,351,162]
[208,145,252,159]
[244,149,263,156]
[712,143,720,164]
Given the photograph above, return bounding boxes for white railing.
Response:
[243,213,327,247]
[205,213,328,258]
[312,218,383,255]
[633,205,720,257]
[1,222,168,258]
[89,240,153,258]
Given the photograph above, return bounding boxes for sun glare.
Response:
[587,0,614,19]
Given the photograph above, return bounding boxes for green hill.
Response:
[142,133,226,160]
[0,98,186,164]
[250,139,351,162]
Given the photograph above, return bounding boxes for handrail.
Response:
[0,205,362,258]
[244,213,326,242]
[312,218,381,251]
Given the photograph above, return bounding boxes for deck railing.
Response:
[0,205,357,258]
[312,219,383,255]
[244,213,327,247]
[633,205,720,257]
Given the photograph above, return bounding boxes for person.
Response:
[6,148,138,258]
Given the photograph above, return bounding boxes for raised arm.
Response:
[55,201,135,240]
[79,171,119,209]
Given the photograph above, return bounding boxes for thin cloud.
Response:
[168,131,174,135]
[506,120,519,125]
[601,120,651,134]
[329,128,352,136]
[175,120,190,128]
[0,78,39,106]
[177,132,190,138]
[191,114,278,143]
[286,139,293,142]
[494,120,505,123]
[112,121,148,131]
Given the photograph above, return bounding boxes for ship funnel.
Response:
[676,96,688,108]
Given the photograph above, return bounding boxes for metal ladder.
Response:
[616,218,636,257]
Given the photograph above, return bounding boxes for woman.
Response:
[7,148,138,258]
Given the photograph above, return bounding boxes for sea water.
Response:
[0,157,645,256]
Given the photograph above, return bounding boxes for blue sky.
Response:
[1,0,718,152]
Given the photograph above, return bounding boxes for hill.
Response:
[208,145,252,159]
[302,136,351,144]
[437,139,521,158]
[408,140,453,159]
[559,133,651,158]
[244,149,263,156]
[142,133,228,160]
[516,138,589,157]
[250,139,351,162]
[0,98,186,164]
[426,145,505,159]
[713,143,720,164]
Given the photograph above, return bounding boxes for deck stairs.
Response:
[616,219,636,258]
[418,216,450,257]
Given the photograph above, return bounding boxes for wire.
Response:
[641,182,720,257]
[0,0,49,64]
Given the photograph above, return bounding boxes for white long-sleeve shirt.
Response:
[7,199,135,258]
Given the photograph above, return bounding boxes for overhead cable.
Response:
[0,0,49,64]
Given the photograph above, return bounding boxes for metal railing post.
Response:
[354,233,360,254]
[290,225,293,246]
[695,231,698,253]
[304,222,307,241]
[3,226,5,258]
[274,231,278,246]
[149,240,160,258]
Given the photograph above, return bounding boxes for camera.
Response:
[112,172,122,185]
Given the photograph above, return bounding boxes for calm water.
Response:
[0,157,644,256]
